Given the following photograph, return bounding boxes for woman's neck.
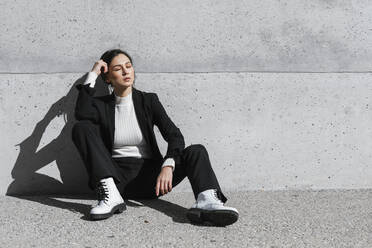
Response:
[113,86,132,97]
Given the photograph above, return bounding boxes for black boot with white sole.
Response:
[90,177,126,220]
[186,189,239,226]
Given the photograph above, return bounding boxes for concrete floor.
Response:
[1,189,371,248]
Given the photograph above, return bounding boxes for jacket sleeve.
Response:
[74,83,100,124]
[151,93,185,165]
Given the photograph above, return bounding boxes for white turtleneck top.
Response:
[83,71,175,171]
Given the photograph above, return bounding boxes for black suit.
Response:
[73,83,185,165]
[71,82,227,203]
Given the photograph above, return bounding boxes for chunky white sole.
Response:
[90,203,127,221]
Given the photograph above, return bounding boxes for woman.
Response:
[71,49,239,226]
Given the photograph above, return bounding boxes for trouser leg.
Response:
[120,158,162,200]
[172,144,228,203]
[71,120,123,190]
[123,144,228,203]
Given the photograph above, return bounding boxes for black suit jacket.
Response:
[74,83,185,166]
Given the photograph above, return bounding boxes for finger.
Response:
[155,179,160,196]
[101,64,106,73]
[162,180,167,195]
[163,180,168,194]
[166,180,171,194]
[103,62,108,73]
[167,173,173,192]
[160,180,165,195]
[168,180,172,192]
[99,61,105,72]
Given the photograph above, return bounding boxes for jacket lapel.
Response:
[106,87,150,153]
[132,88,151,146]
[107,91,116,152]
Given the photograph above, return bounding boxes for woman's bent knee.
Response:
[184,144,207,154]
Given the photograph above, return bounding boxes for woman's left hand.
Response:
[155,166,173,196]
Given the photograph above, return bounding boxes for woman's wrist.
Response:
[161,166,173,171]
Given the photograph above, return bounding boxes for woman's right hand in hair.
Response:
[91,59,108,76]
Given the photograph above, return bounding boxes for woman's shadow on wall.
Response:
[6,73,189,223]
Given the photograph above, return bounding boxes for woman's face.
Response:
[105,53,134,89]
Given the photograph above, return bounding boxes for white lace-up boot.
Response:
[186,189,239,226]
[90,177,126,220]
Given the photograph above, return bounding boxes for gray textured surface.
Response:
[1,1,372,198]
[1,190,371,247]
[1,0,371,73]
[2,72,372,196]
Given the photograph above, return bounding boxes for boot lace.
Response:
[96,181,109,204]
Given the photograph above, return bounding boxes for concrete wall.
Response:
[1,1,371,195]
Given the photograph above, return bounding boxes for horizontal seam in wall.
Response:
[0,71,371,75]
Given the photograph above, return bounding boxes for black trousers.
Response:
[71,120,227,203]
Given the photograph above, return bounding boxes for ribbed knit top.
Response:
[112,90,154,158]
